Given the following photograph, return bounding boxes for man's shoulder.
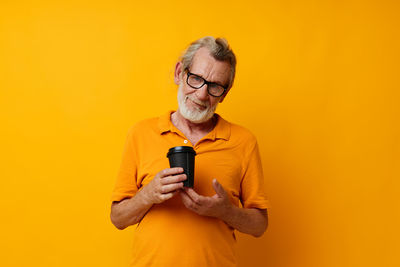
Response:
[221,117,258,145]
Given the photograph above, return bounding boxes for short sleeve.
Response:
[110,126,139,202]
[240,140,270,210]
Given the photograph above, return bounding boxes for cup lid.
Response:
[167,146,196,157]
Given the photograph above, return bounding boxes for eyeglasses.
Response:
[186,69,228,97]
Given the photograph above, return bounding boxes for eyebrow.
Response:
[190,72,228,88]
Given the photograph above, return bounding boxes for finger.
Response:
[212,179,227,198]
[179,190,190,203]
[184,188,203,204]
[159,167,184,178]
[161,174,187,185]
[161,182,184,193]
[180,191,198,211]
[160,191,177,201]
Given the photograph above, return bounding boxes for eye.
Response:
[192,75,203,82]
[208,84,225,96]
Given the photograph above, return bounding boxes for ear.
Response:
[174,62,183,85]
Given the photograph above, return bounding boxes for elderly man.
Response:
[110,36,269,267]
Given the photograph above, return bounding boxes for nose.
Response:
[196,84,209,101]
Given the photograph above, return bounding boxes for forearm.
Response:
[111,168,187,230]
[110,189,153,230]
[219,205,268,237]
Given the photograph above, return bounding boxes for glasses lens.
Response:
[187,71,226,97]
[208,84,225,97]
[187,74,204,88]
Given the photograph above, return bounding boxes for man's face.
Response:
[176,47,231,123]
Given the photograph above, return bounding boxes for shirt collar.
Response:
[158,110,231,141]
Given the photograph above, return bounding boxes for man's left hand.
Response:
[179,178,233,219]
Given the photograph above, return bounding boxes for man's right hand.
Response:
[111,167,186,229]
[142,167,187,204]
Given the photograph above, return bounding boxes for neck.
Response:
[171,110,216,135]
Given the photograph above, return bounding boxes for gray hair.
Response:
[180,36,237,89]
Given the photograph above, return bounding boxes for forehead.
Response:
[189,47,231,85]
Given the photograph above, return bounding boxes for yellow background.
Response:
[1,0,399,266]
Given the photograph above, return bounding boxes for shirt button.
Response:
[184,140,188,144]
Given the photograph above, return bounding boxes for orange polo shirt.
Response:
[111,111,269,267]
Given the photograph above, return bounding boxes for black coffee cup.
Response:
[167,146,196,188]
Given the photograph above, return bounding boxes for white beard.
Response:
[177,83,218,123]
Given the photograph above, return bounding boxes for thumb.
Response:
[212,179,226,197]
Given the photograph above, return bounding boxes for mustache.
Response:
[185,95,209,108]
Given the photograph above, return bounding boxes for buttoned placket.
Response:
[170,130,215,152]
[160,111,224,151]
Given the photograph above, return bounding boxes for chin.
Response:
[177,84,217,123]
[179,105,216,123]
[180,110,209,123]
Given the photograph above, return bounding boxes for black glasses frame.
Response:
[185,69,228,97]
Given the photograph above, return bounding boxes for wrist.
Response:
[139,185,154,206]
[218,202,235,221]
